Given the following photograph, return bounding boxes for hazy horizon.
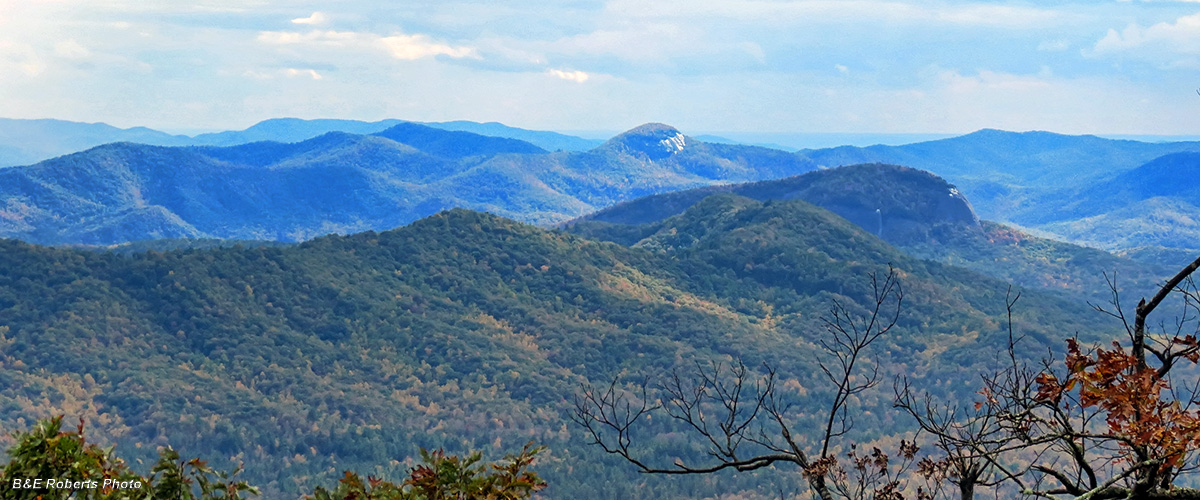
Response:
[9,114,1200,151]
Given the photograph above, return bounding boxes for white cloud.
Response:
[547,23,689,64]
[257,30,357,46]
[548,68,588,82]
[257,29,477,61]
[2,0,1199,135]
[53,39,91,60]
[740,42,766,63]
[291,12,328,26]
[242,67,325,80]
[380,33,476,60]
[0,41,45,77]
[285,68,322,80]
[1094,13,1200,54]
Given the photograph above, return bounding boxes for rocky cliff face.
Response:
[599,123,690,161]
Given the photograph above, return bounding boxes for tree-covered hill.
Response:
[0,203,1114,499]
[565,163,1170,301]
[567,163,981,245]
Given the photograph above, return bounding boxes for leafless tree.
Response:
[899,256,1200,500]
[895,287,1023,500]
[572,266,906,500]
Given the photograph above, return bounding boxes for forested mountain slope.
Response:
[0,203,1112,499]
[566,164,1171,301]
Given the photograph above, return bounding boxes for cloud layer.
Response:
[2,0,1198,134]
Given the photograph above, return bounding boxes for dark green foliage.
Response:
[0,416,256,500]
[1,416,144,499]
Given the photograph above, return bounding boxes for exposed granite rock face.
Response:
[599,123,689,161]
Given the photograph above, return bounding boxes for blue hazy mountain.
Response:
[189,118,407,146]
[0,123,816,245]
[5,119,1200,259]
[802,129,1200,220]
[424,120,603,151]
[0,117,605,166]
[0,118,193,166]
[804,129,1200,184]
[1004,152,1200,256]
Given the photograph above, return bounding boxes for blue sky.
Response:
[2,0,1198,135]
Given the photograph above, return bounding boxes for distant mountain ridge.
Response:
[0,122,817,245]
[4,119,1200,261]
[0,117,604,167]
[189,118,407,146]
[794,130,1200,265]
[800,129,1200,219]
[803,128,1200,184]
[0,118,193,166]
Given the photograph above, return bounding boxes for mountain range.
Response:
[0,118,603,167]
[0,122,815,245]
[998,152,1200,258]
[1,116,1192,497]
[3,117,1199,265]
[801,129,1200,216]
[782,130,1200,262]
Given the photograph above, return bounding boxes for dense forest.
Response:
[0,192,1147,498]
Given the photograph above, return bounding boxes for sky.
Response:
[1,0,1199,136]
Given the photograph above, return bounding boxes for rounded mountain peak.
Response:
[602,123,688,161]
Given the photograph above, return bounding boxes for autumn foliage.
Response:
[306,443,546,500]
[1036,337,1200,474]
